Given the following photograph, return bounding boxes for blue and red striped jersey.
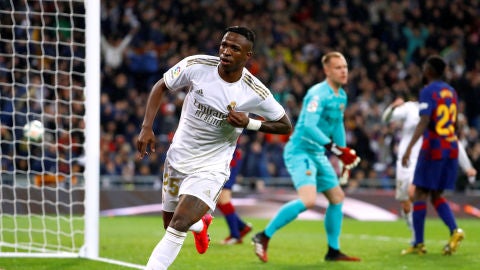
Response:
[418,80,459,160]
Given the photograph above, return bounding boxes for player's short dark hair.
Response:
[224,26,255,46]
[425,55,446,77]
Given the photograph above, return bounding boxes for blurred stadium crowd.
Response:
[1,0,480,191]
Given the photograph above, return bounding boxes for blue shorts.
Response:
[223,149,243,190]
[413,153,458,190]
[223,164,240,190]
[283,142,338,192]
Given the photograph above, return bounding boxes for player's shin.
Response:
[146,227,187,270]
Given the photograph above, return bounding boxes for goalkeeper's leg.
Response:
[264,199,307,237]
[254,187,311,262]
[323,186,361,262]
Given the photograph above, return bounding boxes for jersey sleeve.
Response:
[418,87,434,117]
[390,103,408,121]
[163,56,192,91]
[301,95,331,145]
[331,118,346,147]
[251,94,286,121]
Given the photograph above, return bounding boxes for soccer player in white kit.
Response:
[136,26,292,270]
[382,96,476,250]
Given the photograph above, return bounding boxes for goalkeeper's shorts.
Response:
[284,143,338,192]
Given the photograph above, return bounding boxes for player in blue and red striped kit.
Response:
[401,55,464,255]
[217,147,252,245]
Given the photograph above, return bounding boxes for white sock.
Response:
[402,210,414,244]
[189,219,204,233]
[145,227,187,270]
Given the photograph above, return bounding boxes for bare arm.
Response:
[402,115,429,167]
[458,143,477,178]
[258,114,292,134]
[226,110,292,134]
[136,78,167,158]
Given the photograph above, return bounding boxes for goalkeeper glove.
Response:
[338,161,350,185]
[325,142,361,170]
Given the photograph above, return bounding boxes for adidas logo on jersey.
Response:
[195,89,204,96]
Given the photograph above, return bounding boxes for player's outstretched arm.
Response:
[136,79,168,159]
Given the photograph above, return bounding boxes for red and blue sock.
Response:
[433,197,457,234]
[218,202,244,239]
[412,201,427,245]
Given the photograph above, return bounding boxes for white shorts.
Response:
[162,159,228,212]
[395,161,415,201]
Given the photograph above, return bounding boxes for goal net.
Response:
[0,0,99,259]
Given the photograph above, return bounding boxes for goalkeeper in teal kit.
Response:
[253,52,361,263]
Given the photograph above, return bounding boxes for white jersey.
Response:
[387,101,422,164]
[163,55,285,175]
[383,101,422,200]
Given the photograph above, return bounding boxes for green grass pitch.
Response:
[1,216,479,269]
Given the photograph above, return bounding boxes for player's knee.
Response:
[302,199,316,209]
[329,190,345,204]
[162,211,174,229]
[168,216,192,232]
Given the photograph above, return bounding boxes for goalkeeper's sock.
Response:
[264,199,306,238]
[325,203,343,250]
[412,201,427,245]
[145,227,186,270]
[218,202,241,238]
[433,197,457,233]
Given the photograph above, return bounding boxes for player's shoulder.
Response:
[404,101,419,109]
[183,54,220,68]
[306,81,330,98]
[403,101,420,115]
[423,81,457,100]
[306,81,323,93]
[241,69,271,100]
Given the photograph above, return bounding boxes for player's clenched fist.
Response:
[226,102,249,128]
[325,142,361,169]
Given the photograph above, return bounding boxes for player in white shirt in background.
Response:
[382,96,477,249]
[136,26,292,270]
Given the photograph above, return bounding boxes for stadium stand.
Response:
[1,0,479,192]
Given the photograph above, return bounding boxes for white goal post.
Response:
[0,0,99,260]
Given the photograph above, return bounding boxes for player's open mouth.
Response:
[220,57,231,64]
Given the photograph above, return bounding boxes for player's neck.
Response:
[327,79,341,94]
[218,67,243,83]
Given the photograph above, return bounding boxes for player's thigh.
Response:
[162,161,227,212]
[284,151,318,189]
[180,170,227,211]
[395,161,414,201]
[315,155,338,192]
[162,160,185,212]
[413,158,458,190]
[217,189,232,204]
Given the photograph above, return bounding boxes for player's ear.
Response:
[246,51,253,57]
